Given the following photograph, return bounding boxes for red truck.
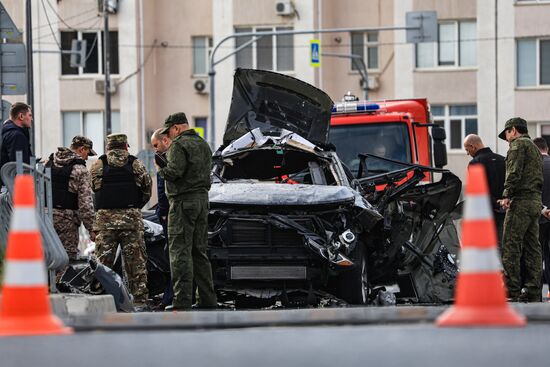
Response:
[329,94,447,180]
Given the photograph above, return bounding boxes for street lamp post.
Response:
[26,0,34,152]
[103,0,112,138]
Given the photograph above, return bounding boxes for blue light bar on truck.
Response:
[331,102,380,114]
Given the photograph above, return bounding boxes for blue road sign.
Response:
[310,40,320,67]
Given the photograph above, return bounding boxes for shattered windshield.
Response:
[329,122,412,175]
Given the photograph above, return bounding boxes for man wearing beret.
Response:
[46,136,97,274]
[158,112,217,310]
[90,133,152,310]
[497,117,543,302]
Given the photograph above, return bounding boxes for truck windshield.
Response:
[329,122,412,175]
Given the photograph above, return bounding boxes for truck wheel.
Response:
[337,242,368,304]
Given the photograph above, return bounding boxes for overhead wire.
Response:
[33,15,101,43]
[35,33,547,51]
[36,0,102,73]
[44,0,93,31]
[117,40,159,86]
[31,7,97,33]
[38,0,63,50]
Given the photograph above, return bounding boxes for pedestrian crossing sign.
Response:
[310,39,320,67]
[195,127,205,139]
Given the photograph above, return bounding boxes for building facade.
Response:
[4,0,550,181]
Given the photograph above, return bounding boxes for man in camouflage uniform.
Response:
[90,134,152,308]
[47,136,96,261]
[497,117,543,302]
[158,112,217,310]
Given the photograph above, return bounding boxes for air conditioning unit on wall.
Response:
[194,79,209,94]
[275,1,295,16]
[360,76,380,91]
[94,79,117,95]
[367,76,379,90]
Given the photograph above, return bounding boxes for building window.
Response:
[61,30,119,76]
[431,105,478,150]
[516,38,550,87]
[416,21,476,68]
[350,32,379,71]
[234,27,294,71]
[192,36,212,76]
[62,111,120,155]
[540,124,550,148]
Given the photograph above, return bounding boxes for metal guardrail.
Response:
[0,152,69,288]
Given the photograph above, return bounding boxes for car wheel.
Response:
[337,242,368,305]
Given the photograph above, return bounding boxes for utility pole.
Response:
[26,0,34,151]
[103,0,112,137]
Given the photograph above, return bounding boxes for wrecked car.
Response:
[208,68,461,306]
[350,154,462,303]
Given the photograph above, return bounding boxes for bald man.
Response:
[151,128,174,307]
[463,134,506,247]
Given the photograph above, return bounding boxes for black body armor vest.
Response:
[47,154,86,210]
[94,155,143,209]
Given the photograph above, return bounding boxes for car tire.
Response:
[337,241,368,305]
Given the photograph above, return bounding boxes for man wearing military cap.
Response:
[90,133,152,310]
[47,135,97,276]
[497,117,543,302]
[158,112,217,310]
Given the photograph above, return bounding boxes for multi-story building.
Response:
[4,0,550,181]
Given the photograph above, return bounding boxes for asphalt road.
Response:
[1,322,548,367]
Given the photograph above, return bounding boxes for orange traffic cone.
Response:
[436,164,526,327]
[0,175,73,336]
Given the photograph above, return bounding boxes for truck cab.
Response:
[329,95,447,180]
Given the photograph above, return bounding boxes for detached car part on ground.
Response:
[207,68,462,306]
[59,218,171,311]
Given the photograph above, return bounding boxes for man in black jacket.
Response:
[533,137,550,294]
[463,134,506,247]
[151,128,173,306]
[0,102,33,186]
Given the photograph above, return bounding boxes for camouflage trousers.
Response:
[53,212,79,260]
[168,196,217,309]
[502,199,542,301]
[95,229,149,304]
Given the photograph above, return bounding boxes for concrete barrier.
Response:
[46,294,116,318]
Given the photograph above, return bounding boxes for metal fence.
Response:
[136,149,156,175]
[0,152,69,290]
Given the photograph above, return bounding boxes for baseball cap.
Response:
[159,112,188,135]
[71,135,97,156]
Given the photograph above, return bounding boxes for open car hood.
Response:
[223,68,334,146]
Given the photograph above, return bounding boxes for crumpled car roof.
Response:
[209,183,356,206]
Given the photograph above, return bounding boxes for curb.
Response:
[50,294,116,317]
[66,303,550,331]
